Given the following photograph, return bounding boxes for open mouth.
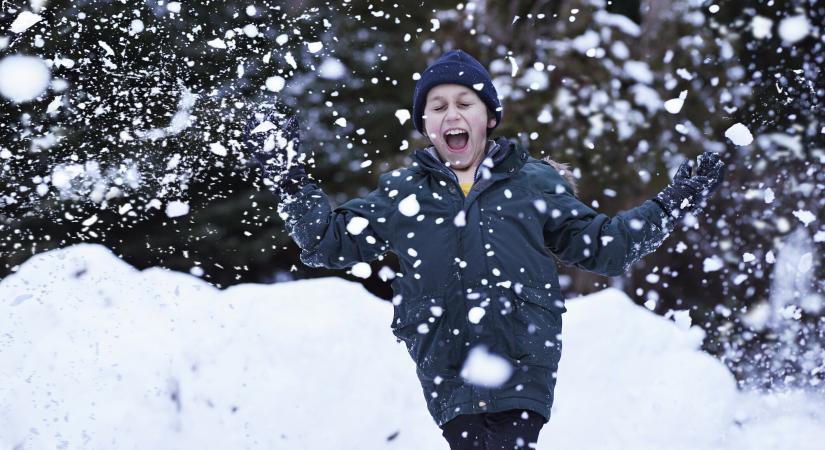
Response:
[443,129,469,152]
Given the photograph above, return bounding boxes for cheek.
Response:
[423,116,440,140]
[471,110,490,128]
[471,114,490,136]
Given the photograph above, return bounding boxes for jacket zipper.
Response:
[417,141,505,413]
[429,165,476,408]
[427,165,470,405]
[468,141,501,194]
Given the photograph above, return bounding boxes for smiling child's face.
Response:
[423,84,497,174]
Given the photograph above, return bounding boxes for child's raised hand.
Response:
[244,104,302,166]
[653,151,725,219]
[695,151,725,193]
[243,104,309,196]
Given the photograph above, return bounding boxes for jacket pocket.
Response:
[508,285,564,366]
[391,296,449,370]
[512,285,566,318]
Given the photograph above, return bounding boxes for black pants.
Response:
[440,409,545,450]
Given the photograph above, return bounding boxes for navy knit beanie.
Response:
[412,49,502,135]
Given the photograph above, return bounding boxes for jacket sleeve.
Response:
[541,173,676,277]
[276,173,396,269]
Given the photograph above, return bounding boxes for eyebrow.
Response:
[429,92,472,102]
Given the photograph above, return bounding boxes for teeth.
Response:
[444,129,467,135]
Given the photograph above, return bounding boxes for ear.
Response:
[487,116,497,128]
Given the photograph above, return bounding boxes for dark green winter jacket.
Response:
[277,137,675,426]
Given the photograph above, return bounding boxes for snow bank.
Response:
[549,288,735,449]
[1,244,823,450]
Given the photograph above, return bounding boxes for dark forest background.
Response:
[1,0,823,391]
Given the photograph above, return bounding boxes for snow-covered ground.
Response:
[1,244,823,450]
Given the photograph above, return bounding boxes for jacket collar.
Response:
[410,136,528,182]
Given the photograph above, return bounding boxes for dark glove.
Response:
[653,151,725,219]
[244,104,309,196]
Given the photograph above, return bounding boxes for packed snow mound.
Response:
[551,289,736,448]
[1,244,824,450]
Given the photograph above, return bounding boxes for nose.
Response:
[445,104,461,121]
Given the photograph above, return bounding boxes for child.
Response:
[245,49,724,449]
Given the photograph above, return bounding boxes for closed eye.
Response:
[433,103,471,111]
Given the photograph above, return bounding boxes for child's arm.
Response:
[277,177,395,269]
[543,188,672,277]
[542,152,724,277]
[245,106,394,269]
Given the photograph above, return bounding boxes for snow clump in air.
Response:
[778,14,810,44]
[467,306,486,324]
[265,76,286,92]
[764,188,775,204]
[0,54,51,103]
[207,38,227,49]
[750,15,773,39]
[346,217,369,235]
[398,194,420,217]
[792,209,816,227]
[453,210,466,227]
[351,262,372,279]
[664,90,688,114]
[703,255,724,272]
[318,57,347,80]
[306,41,323,53]
[724,123,754,146]
[165,200,190,218]
[9,11,42,33]
[395,109,411,125]
[209,142,227,157]
[460,345,513,388]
